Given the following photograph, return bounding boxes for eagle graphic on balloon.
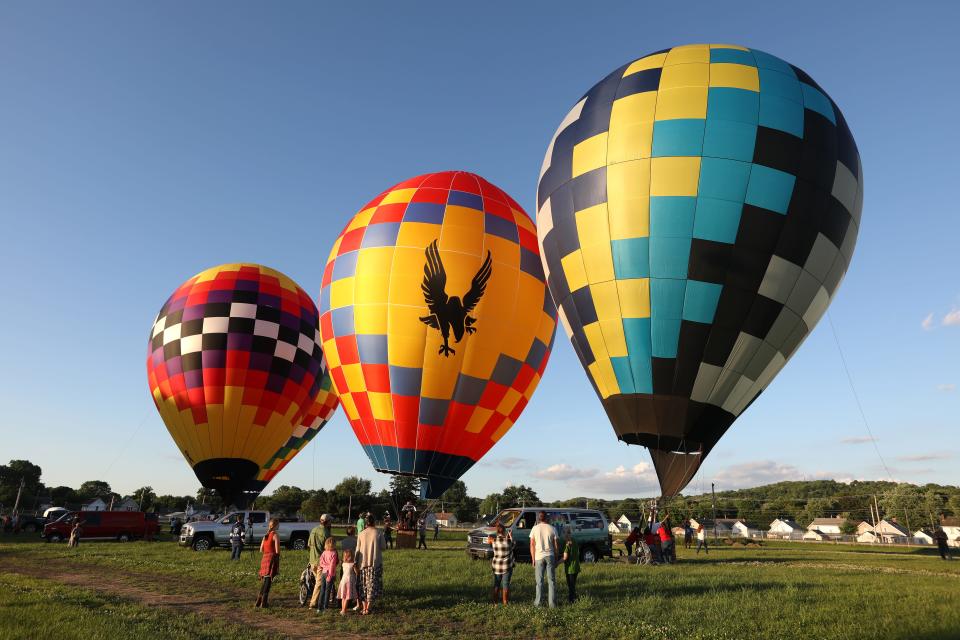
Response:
[419,240,492,356]
[148,44,861,505]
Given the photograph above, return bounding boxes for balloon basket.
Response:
[396,530,416,549]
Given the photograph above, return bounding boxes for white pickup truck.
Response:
[178,510,320,551]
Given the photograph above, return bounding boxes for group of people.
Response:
[487,511,581,608]
[622,515,709,565]
[249,513,385,614]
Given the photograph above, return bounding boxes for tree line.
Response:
[3,459,957,531]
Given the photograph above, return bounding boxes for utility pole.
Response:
[348,495,353,523]
[12,479,25,514]
[711,483,718,541]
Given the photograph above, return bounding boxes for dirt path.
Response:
[0,554,370,640]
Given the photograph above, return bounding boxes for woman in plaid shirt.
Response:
[487,523,515,605]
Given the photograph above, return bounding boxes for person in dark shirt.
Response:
[229,514,246,561]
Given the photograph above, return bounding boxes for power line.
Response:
[826,310,894,480]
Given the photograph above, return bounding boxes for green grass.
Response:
[2,533,958,639]
[0,572,273,640]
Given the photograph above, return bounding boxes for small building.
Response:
[434,512,458,528]
[939,517,960,548]
[913,530,934,545]
[858,530,878,543]
[806,517,844,537]
[730,520,757,538]
[856,521,875,536]
[874,519,909,544]
[615,514,633,532]
[768,518,803,539]
[804,529,830,541]
[608,521,622,534]
[115,497,139,512]
[81,498,107,512]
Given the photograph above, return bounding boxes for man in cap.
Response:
[308,514,332,570]
[307,514,334,608]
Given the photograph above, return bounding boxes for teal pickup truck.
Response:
[466,507,611,563]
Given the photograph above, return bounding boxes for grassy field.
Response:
[1,531,958,639]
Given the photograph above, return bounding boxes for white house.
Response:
[689,518,734,536]
[807,517,844,537]
[768,518,803,539]
[615,515,633,532]
[874,519,909,543]
[938,518,960,548]
[804,529,832,541]
[913,530,934,545]
[729,520,757,538]
[608,521,622,534]
[116,497,139,512]
[82,498,107,511]
[857,530,879,543]
[856,521,875,536]
[434,512,458,528]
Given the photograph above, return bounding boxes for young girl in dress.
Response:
[338,548,358,615]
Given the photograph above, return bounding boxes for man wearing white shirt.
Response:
[529,511,559,608]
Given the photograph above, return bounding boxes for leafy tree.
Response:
[260,485,308,516]
[388,476,420,514]
[0,460,44,505]
[479,493,503,518]
[300,490,331,521]
[439,480,479,521]
[501,484,541,507]
[948,494,960,518]
[840,514,859,535]
[153,495,192,512]
[330,476,373,521]
[880,484,923,531]
[922,490,947,528]
[132,486,156,510]
[48,486,80,506]
[78,480,113,500]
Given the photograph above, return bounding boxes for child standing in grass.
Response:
[338,548,359,614]
[562,528,580,604]
[312,537,339,612]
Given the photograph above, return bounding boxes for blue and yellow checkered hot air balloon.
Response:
[536,44,862,496]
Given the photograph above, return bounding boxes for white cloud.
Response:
[709,460,805,489]
[936,383,956,392]
[943,308,960,326]
[533,463,597,481]
[896,453,953,462]
[840,436,877,444]
[481,457,530,470]
[569,462,658,495]
[922,313,935,330]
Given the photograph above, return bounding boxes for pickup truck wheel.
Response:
[290,536,307,551]
[192,536,213,551]
[48,533,63,543]
[580,546,598,563]
[118,533,131,542]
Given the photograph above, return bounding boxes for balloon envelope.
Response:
[319,171,557,498]
[536,44,862,495]
[147,263,333,506]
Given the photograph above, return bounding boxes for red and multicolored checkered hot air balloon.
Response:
[319,171,557,498]
[147,263,338,506]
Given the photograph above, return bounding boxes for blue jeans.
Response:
[231,544,242,560]
[316,576,332,610]
[533,556,555,608]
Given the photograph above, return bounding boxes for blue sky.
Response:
[1,1,956,502]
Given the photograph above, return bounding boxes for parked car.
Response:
[466,507,612,563]
[43,511,160,542]
[178,510,320,551]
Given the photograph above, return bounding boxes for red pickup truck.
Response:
[43,511,159,543]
